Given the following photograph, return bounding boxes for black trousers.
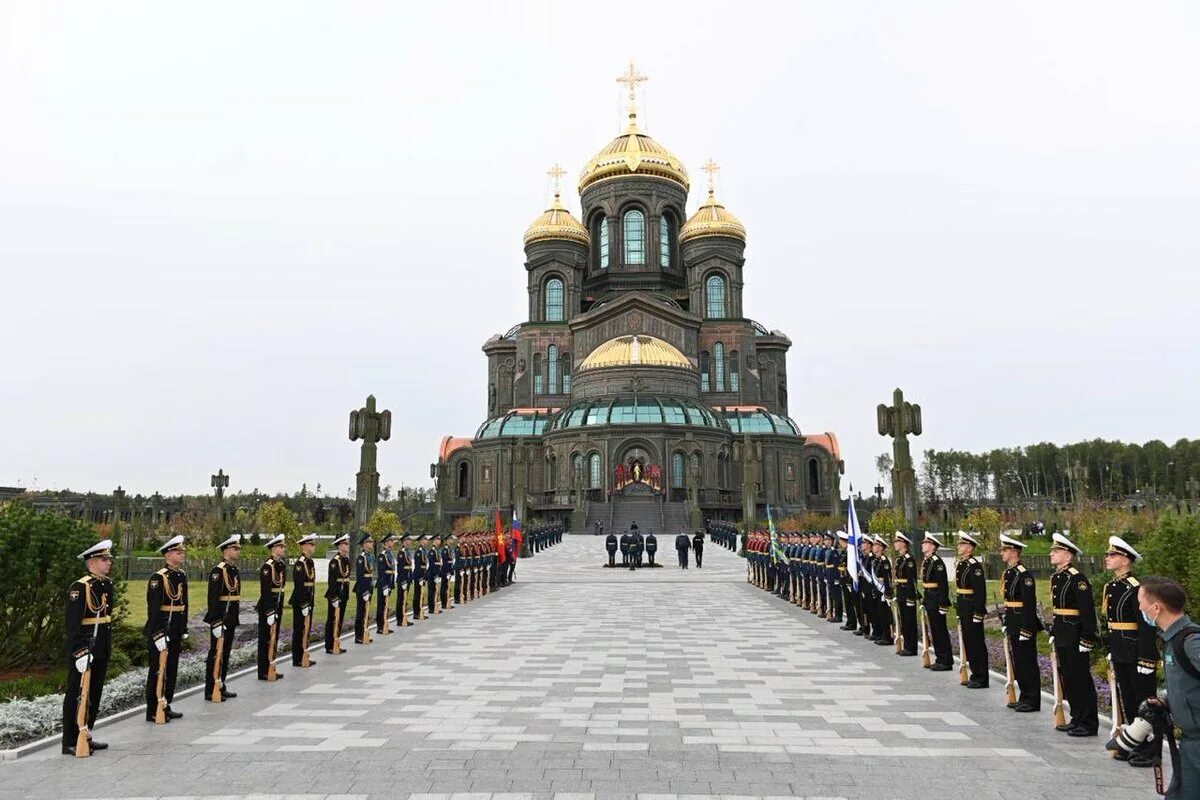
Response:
[413,581,424,618]
[427,579,438,614]
[325,598,344,652]
[925,604,953,665]
[621,549,628,565]
[375,586,391,630]
[694,547,703,568]
[395,585,408,624]
[145,637,182,719]
[257,611,279,677]
[609,550,617,567]
[677,549,688,568]
[205,625,236,697]
[62,648,109,748]
[1009,632,1039,706]
[830,580,844,620]
[647,552,656,566]
[873,600,893,642]
[454,572,462,603]
[292,606,312,665]
[898,601,918,653]
[841,585,857,629]
[354,592,371,642]
[1112,660,1158,722]
[962,617,988,684]
[1056,646,1097,731]
[440,576,450,608]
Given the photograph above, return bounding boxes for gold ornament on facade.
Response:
[524,163,590,246]
[577,335,694,372]
[679,158,747,243]
[577,62,690,193]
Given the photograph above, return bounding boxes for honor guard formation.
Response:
[60,522,562,757]
[727,521,1164,767]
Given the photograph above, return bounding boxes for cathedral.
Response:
[433,65,843,532]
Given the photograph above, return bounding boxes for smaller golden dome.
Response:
[679,188,746,244]
[578,335,694,372]
[523,192,589,247]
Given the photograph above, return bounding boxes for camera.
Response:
[1106,699,1173,766]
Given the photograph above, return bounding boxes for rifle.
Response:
[919,606,932,668]
[1040,602,1067,728]
[154,602,173,724]
[892,597,903,653]
[300,604,312,667]
[331,590,343,655]
[212,589,231,702]
[266,585,281,679]
[957,618,969,685]
[993,593,1016,705]
[1109,661,1123,746]
[75,611,101,756]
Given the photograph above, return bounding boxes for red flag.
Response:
[495,510,506,565]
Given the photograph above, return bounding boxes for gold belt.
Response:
[1054,608,1081,616]
[218,595,241,601]
[304,582,315,587]
[338,578,350,583]
[1005,601,1024,607]
[159,605,185,612]
[81,616,111,625]
[957,588,975,595]
[895,579,909,584]
[271,588,285,593]
[922,582,939,588]
[1109,621,1139,631]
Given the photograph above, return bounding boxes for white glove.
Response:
[1047,635,1055,647]
[301,606,310,618]
[332,599,339,609]
[1001,625,1007,634]
[361,592,370,602]
[972,615,984,624]
[1019,633,1030,642]
[75,653,92,673]
[1079,644,1093,653]
[211,624,224,639]
[182,632,189,641]
[154,636,167,653]
[939,607,948,616]
[1137,665,1156,675]
[266,613,276,627]
[1107,653,1113,662]
[906,601,916,608]
[383,588,391,597]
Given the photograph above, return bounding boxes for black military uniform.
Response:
[893,534,918,655]
[1103,535,1159,755]
[645,531,658,567]
[397,536,415,623]
[956,533,988,687]
[440,538,455,609]
[858,540,875,637]
[1049,533,1098,735]
[353,532,375,643]
[692,530,704,568]
[1001,534,1040,710]
[204,535,242,700]
[62,540,115,755]
[412,537,429,620]
[872,540,894,645]
[838,534,856,630]
[375,533,396,633]
[619,531,631,566]
[920,533,953,669]
[144,535,188,722]
[606,532,619,567]
[426,537,441,615]
[257,534,287,679]
[290,534,318,666]
[324,534,351,653]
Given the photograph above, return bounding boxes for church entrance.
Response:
[614,445,662,494]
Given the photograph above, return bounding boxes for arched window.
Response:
[807,458,821,496]
[589,452,602,488]
[547,344,559,394]
[705,273,727,319]
[659,214,672,269]
[545,277,564,322]
[730,350,740,392]
[561,352,572,393]
[699,351,711,392]
[457,462,471,498]
[597,218,609,269]
[671,452,685,487]
[533,353,543,395]
[624,210,645,265]
[714,342,726,392]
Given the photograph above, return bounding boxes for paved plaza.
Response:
[1,537,1155,799]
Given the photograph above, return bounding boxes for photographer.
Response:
[1138,576,1200,796]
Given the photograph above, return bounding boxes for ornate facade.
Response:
[434,66,842,529]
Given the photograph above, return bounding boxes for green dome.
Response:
[550,396,727,432]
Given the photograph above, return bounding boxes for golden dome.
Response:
[578,113,689,193]
[680,159,746,244]
[523,192,589,247]
[578,335,694,372]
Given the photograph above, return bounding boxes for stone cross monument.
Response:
[211,469,229,520]
[113,486,128,577]
[349,394,391,543]
[877,387,922,527]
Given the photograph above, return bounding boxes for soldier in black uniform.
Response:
[619,529,631,567]
[412,536,429,620]
[324,533,351,653]
[1048,532,1098,735]
[857,535,875,637]
[824,532,841,620]
[838,532,857,630]
[426,535,442,615]
[893,532,918,655]
[290,533,318,666]
[397,534,415,624]
[645,530,658,567]
[257,534,287,679]
[62,539,115,755]
[630,525,643,570]
[675,530,690,568]
[204,534,242,700]
[692,529,705,569]
[354,531,375,643]
[606,530,619,567]
[871,536,894,645]
[144,535,188,722]
[1000,533,1040,710]
[451,534,464,605]
[1102,535,1159,762]
[920,532,953,670]
[440,535,455,609]
[376,533,396,634]
[956,531,988,687]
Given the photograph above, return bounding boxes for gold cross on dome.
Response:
[702,158,720,194]
[547,164,567,196]
[616,61,648,117]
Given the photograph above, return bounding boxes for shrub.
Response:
[867,507,906,535]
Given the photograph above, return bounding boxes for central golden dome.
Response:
[578,114,689,193]
[578,335,693,372]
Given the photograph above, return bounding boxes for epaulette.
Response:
[1017,565,1027,573]
[1068,567,1079,575]
[1128,576,1140,587]
[157,567,170,576]
[968,557,978,565]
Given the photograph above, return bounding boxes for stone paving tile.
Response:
[0,537,1161,799]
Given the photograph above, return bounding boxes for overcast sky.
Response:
[2,1,1197,500]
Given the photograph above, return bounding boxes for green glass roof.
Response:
[549,396,728,432]
[474,410,553,440]
[721,409,802,436]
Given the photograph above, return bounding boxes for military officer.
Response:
[692,529,705,569]
[893,532,918,655]
[920,532,953,670]
[426,535,442,614]
[956,531,988,686]
[824,532,841,620]
[871,536,894,645]
[1048,532,1098,735]
[397,534,416,623]
[324,533,351,654]
[257,533,287,680]
[452,534,465,605]
[1103,535,1159,762]
[440,535,455,609]
[144,535,188,723]
[619,528,631,566]
[645,530,658,567]
[290,533,318,666]
[1000,533,1040,710]
[353,531,375,643]
[376,532,396,634]
[837,532,857,630]
[412,535,429,619]
[204,534,242,701]
[856,534,875,637]
[606,529,619,567]
[62,539,115,756]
